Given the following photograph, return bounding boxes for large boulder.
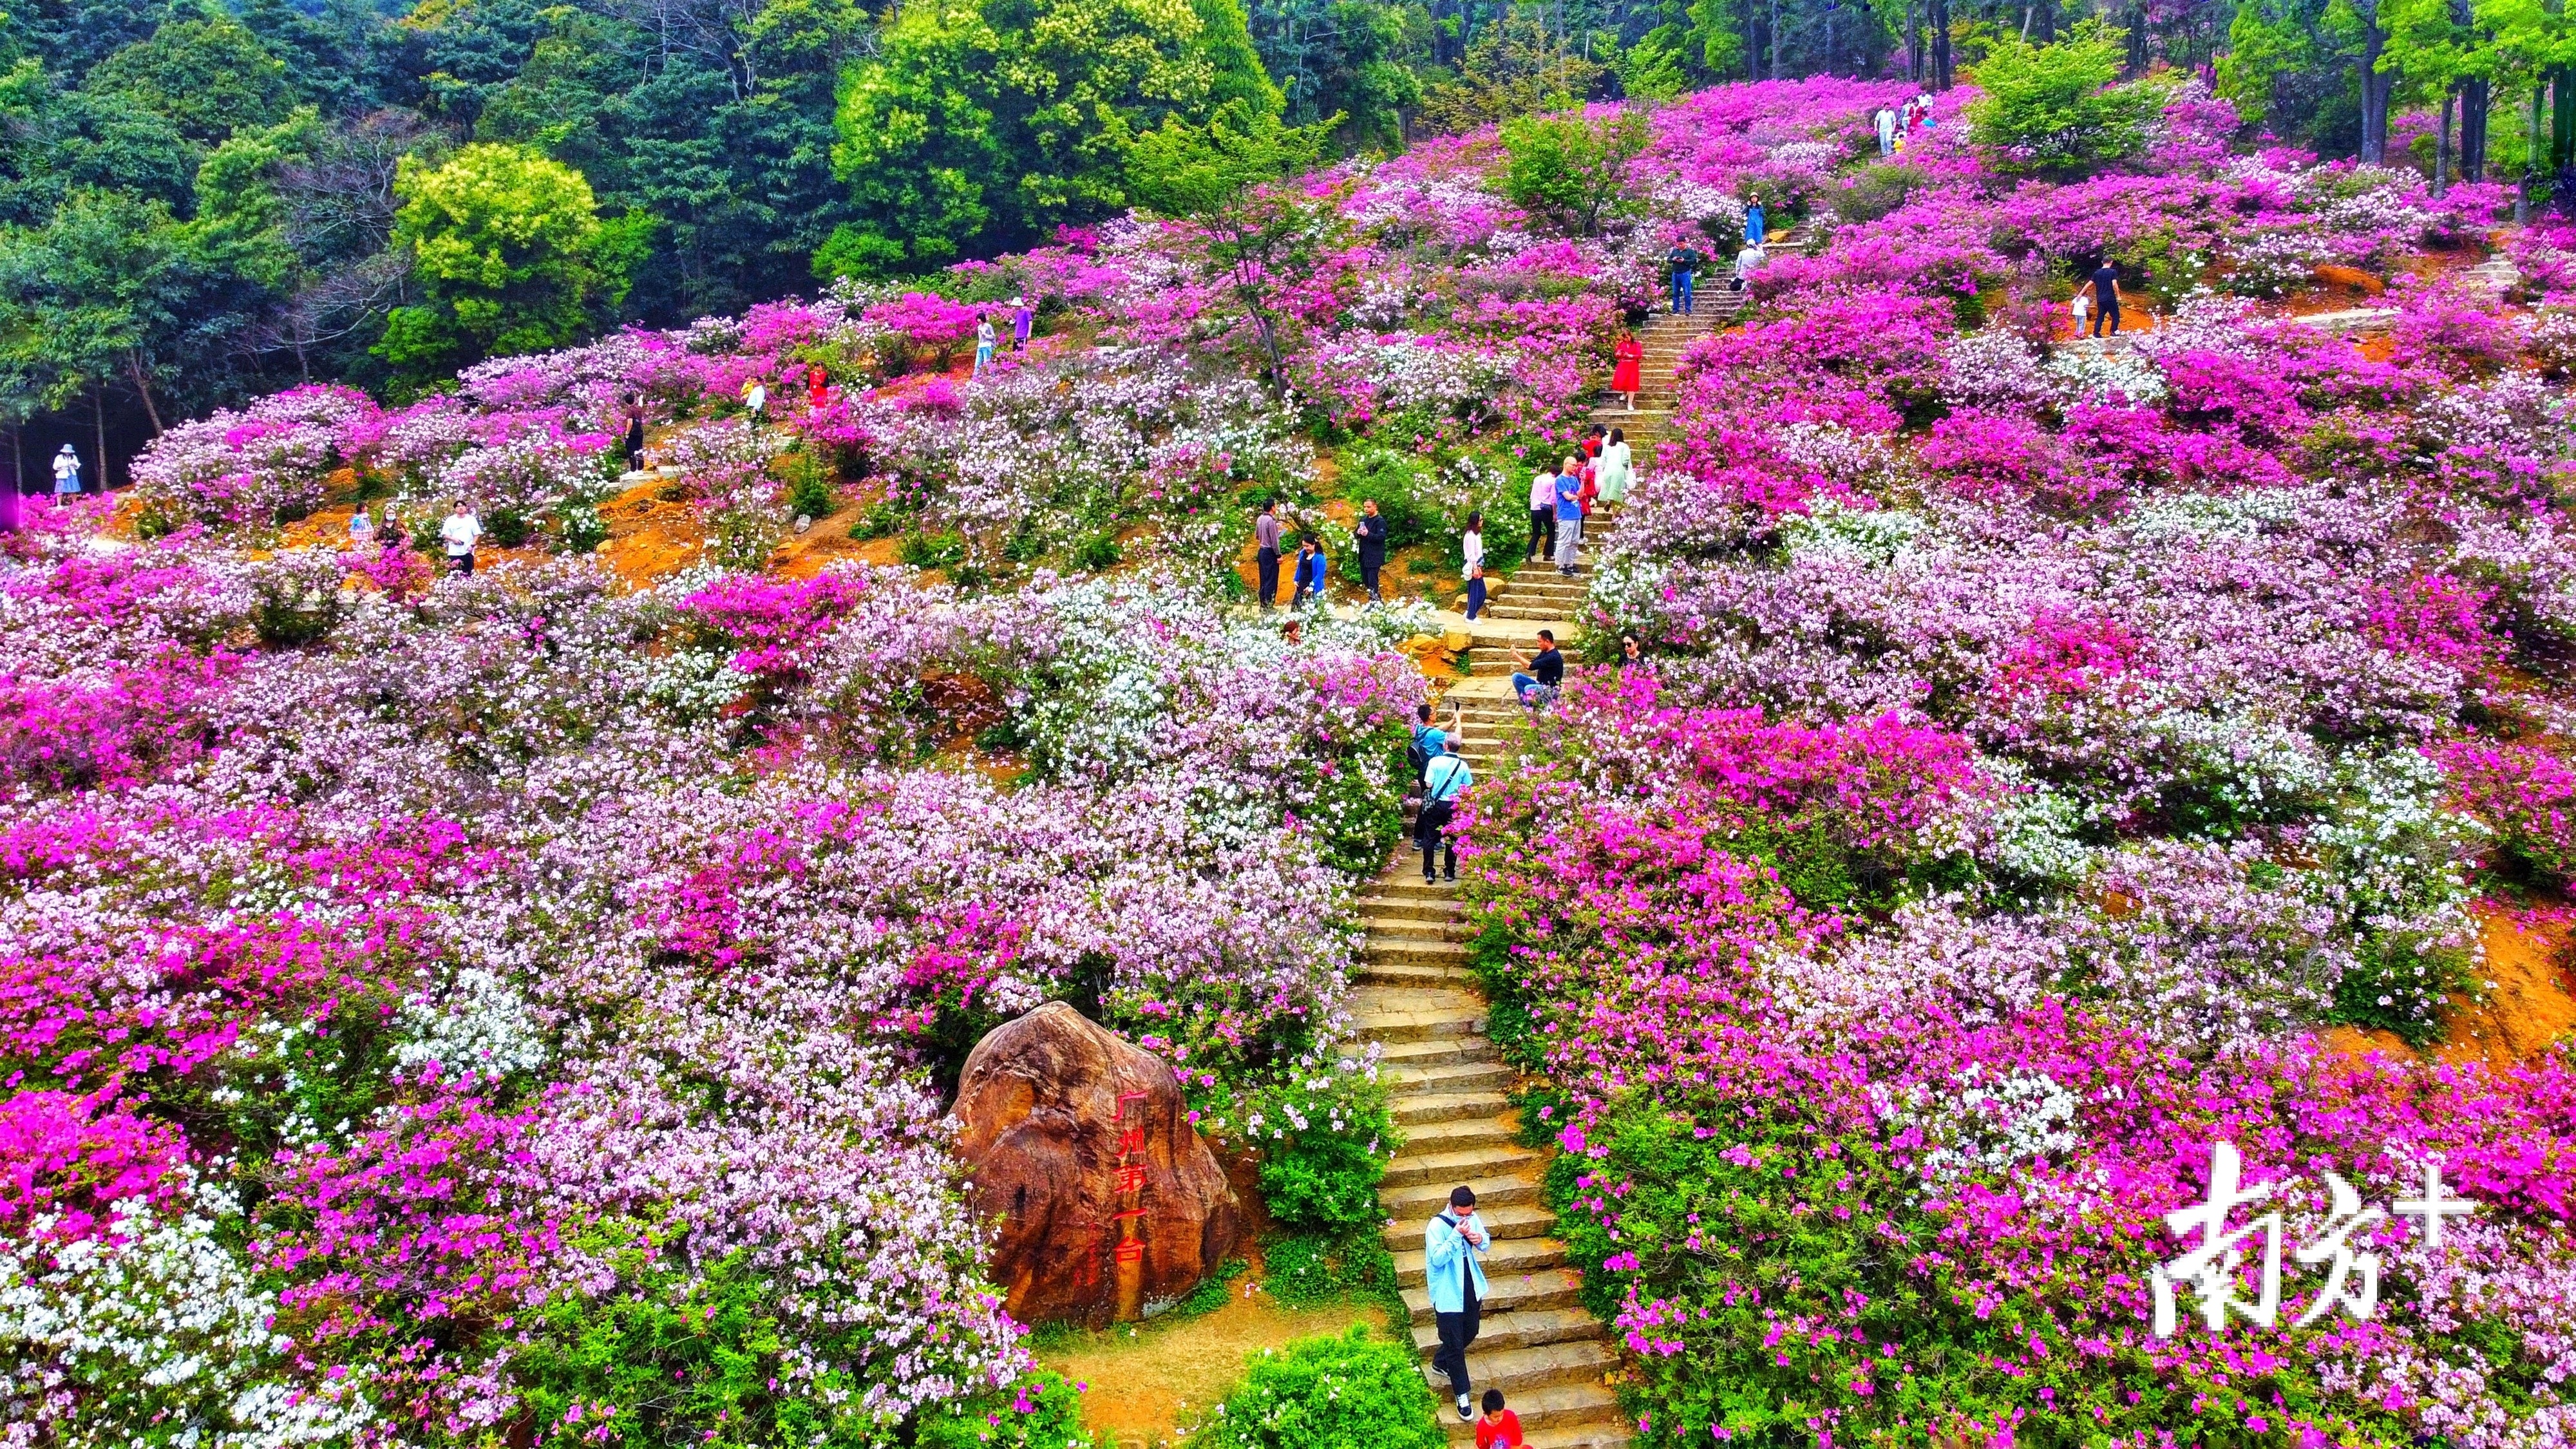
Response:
[951,1001,1242,1326]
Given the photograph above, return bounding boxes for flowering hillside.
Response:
[8,68,2576,1449]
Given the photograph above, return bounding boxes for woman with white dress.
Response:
[1596,428,1633,507]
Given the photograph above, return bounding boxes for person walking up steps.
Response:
[1664,239,1701,315]
[1526,465,1557,563]
[1418,737,1472,882]
[1552,456,1584,574]
[1611,328,1642,412]
[1598,427,1632,506]
[1426,1184,1489,1421]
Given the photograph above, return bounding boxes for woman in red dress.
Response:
[1611,329,1643,412]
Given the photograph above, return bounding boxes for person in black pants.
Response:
[1417,739,1473,882]
[2088,261,2123,337]
[1253,500,1282,609]
[1354,497,1389,602]
[1425,1185,1489,1421]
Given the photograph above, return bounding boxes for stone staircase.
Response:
[1349,863,1630,1449]
[1482,508,1619,624]
[1591,307,1724,449]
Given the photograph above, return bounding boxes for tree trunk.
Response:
[2034,0,2052,43]
[1768,0,1781,79]
[2125,2,2146,77]
[2357,13,2390,163]
[1929,0,1951,90]
[1904,0,1919,80]
[2461,76,2489,181]
[2435,89,2452,196]
[93,384,108,493]
[2523,81,2543,223]
[2556,66,2576,218]
[125,353,165,436]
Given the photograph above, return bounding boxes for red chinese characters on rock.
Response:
[949,1001,1242,1327]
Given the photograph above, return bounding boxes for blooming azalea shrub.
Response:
[1183,1327,1444,1449]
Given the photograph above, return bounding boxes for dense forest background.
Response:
[2,0,2571,484]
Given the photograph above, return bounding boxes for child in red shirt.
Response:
[1475,1389,1524,1448]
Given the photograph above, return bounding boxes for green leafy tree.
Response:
[0,185,279,432]
[375,142,654,384]
[1963,23,2166,175]
[2476,0,2576,209]
[0,57,199,227]
[82,12,294,144]
[1499,106,1650,236]
[828,0,1281,273]
[1124,100,1341,386]
[1416,12,1607,132]
[0,0,169,82]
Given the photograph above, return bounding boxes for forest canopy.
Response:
[0,0,2570,477]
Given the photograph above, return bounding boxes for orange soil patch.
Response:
[596,476,712,585]
[2323,905,2576,1069]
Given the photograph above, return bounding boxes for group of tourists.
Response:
[1525,425,1630,573]
[1661,193,1775,316]
[972,297,1037,378]
[1251,499,1348,611]
[1873,93,1940,156]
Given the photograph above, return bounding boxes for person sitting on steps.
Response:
[1509,630,1564,710]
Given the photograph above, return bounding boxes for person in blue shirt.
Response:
[1417,737,1473,882]
[1291,535,1329,609]
[1425,1184,1491,1420]
[1744,195,1767,247]
[1551,458,1585,573]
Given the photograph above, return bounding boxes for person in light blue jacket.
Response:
[1425,1184,1490,1421]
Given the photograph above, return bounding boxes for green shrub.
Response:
[898,530,969,568]
[1497,109,1651,237]
[486,506,533,548]
[786,458,837,521]
[1244,1068,1398,1233]
[1261,1231,1396,1307]
[1335,448,1439,552]
[1070,531,1123,571]
[849,500,908,540]
[1184,1326,1443,1449]
[1963,23,2166,177]
[914,1368,1096,1449]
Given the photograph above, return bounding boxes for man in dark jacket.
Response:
[1354,498,1390,602]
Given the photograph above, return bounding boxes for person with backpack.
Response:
[1407,702,1459,785]
[1426,1185,1490,1419]
[1418,737,1473,883]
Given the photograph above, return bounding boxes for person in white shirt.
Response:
[1733,242,1766,290]
[1526,468,1557,563]
[1460,510,1484,574]
[50,445,80,496]
[1876,106,1897,155]
[741,375,767,418]
[440,500,482,576]
[1596,429,1633,507]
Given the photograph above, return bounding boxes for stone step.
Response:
[1392,1086,1512,1126]
[1445,1421,1632,1449]
[1422,1299,1618,1350]
[1429,1380,1625,1437]
[1390,1112,1523,1156]
[1384,1140,1546,1188]
[1358,1006,1487,1045]
[1365,935,1469,967]
[1383,1170,1546,1217]
[1380,1199,1554,1249]
[1414,1332,1620,1396]
[1403,1274,1586,1326]
[1371,875,1464,903]
[1358,894,1455,922]
[1353,983,1481,1014]
[1394,1231,1568,1288]
[1374,1036,1501,1070]
[1384,1057,1515,1097]
[1363,913,1451,940]
[1360,960,1479,987]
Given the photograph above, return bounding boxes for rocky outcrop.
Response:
[951,1001,1240,1326]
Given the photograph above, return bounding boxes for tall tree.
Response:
[829,0,1282,272]
[82,12,298,146]
[374,142,654,385]
[1124,100,1341,386]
